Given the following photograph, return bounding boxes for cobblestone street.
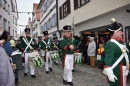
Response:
[17,61,111,86]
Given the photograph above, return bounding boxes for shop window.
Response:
[74,0,90,10]
[59,0,71,20]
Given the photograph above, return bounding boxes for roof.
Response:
[33,3,40,21]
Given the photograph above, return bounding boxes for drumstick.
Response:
[52,42,60,51]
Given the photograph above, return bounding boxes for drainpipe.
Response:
[56,0,61,38]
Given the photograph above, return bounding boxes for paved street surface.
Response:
[17,61,111,86]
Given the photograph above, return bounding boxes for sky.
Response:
[17,0,40,34]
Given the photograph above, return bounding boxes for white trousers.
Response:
[63,54,74,82]
[45,52,52,71]
[24,53,35,75]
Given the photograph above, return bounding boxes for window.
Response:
[42,24,45,32]
[47,0,50,9]
[3,0,7,12]
[46,20,49,30]
[44,22,47,31]
[50,0,53,4]
[13,29,14,36]
[74,0,90,10]
[15,31,17,37]
[59,0,71,19]
[50,17,53,28]
[48,19,51,30]
[3,18,7,30]
[40,8,43,18]
[0,0,2,6]
[8,21,10,32]
[54,13,57,26]
[8,4,10,14]
[15,18,17,24]
[44,2,47,12]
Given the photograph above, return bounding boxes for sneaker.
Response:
[31,75,36,78]
[46,71,49,74]
[24,73,27,76]
[49,68,53,72]
[63,79,67,85]
[68,82,73,85]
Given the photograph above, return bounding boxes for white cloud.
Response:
[17,0,40,34]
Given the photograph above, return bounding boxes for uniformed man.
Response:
[20,28,36,78]
[53,37,59,65]
[103,18,130,86]
[39,31,53,74]
[59,25,75,85]
[35,36,42,51]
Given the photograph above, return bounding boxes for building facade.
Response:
[11,0,18,38]
[58,0,130,39]
[0,0,18,38]
[38,0,59,39]
[32,3,40,39]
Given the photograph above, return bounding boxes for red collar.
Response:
[112,38,124,42]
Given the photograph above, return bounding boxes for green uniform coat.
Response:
[59,37,75,67]
[104,41,130,86]
[20,37,35,52]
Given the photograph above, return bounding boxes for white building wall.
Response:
[58,0,130,38]
[39,0,58,39]
[0,0,12,32]
[75,5,130,36]
[11,0,18,38]
[0,0,18,38]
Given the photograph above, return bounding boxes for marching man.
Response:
[39,31,53,74]
[20,28,36,78]
[103,18,130,86]
[60,25,75,86]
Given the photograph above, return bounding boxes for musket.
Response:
[71,17,75,43]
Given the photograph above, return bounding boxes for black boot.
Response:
[68,82,73,85]
[46,71,49,74]
[63,79,67,85]
[31,75,36,78]
[49,68,53,72]
[24,73,27,76]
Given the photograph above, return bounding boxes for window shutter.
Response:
[67,0,71,14]
[74,0,78,10]
[59,6,62,20]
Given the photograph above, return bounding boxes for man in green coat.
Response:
[59,25,75,86]
[39,31,53,74]
[20,28,36,78]
[103,18,130,86]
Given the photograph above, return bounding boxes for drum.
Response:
[29,51,44,68]
[74,53,82,65]
[50,51,60,61]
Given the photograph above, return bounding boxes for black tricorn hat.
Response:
[63,25,71,31]
[43,31,48,36]
[24,28,30,33]
[106,18,123,35]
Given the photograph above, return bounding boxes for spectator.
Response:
[0,22,15,86]
[87,37,96,68]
